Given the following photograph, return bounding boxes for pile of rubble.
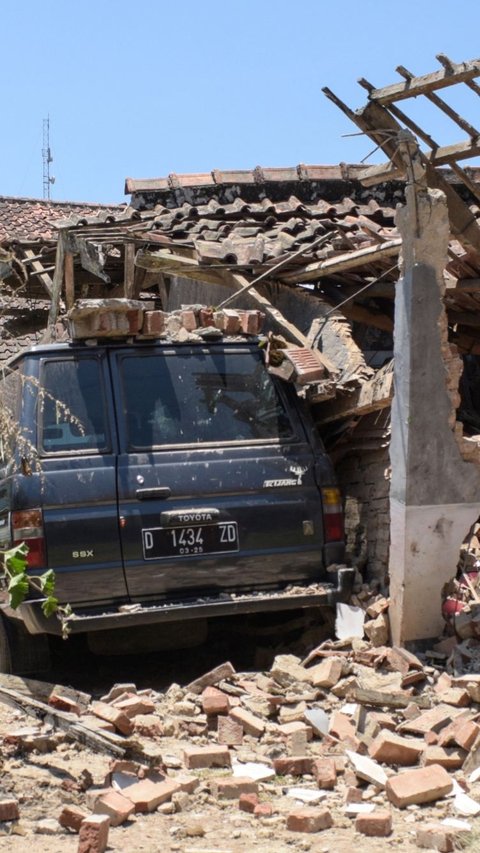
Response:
[1,599,480,851]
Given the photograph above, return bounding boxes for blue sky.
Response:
[2,0,480,204]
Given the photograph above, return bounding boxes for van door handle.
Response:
[135,487,171,500]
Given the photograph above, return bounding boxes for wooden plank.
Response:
[396,64,480,138]
[364,57,480,105]
[64,251,75,311]
[135,249,225,286]
[456,278,480,293]
[22,249,53,297]
[358,161,404,186]
[123,242,136,298]
[313,364,393,422]
[47,230,66,332]
[279,239,401,285]
[430,138,480,167]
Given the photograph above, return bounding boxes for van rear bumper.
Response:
[18,568,355,635]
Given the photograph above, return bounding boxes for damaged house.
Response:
[3,55,480,649]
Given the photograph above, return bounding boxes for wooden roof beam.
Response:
[396,64,480,139]
[278,239,401,285]
[362,57,480,106]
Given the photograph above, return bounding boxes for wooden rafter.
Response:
[362,56,480,105]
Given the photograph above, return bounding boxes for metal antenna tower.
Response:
[42,117,55,199]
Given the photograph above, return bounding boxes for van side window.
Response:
[119,350,294,448]
[40,359,108,453]
[0,367,20,464]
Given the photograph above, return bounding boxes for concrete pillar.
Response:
[389,184,480,645]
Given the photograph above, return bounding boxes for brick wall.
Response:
[332,411,391,586]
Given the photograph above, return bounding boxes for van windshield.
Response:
[119,349,294,448]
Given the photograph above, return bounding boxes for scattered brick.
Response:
[217,715,243,746]
[113,696,156,718]
[210,777,258,799]
[273,756,314,776]
[133,714,164,738]
[93,789,135,826]
[202,686,230,716]
[78,814,110,853]
[0,798,19,821]
[58,804,88,832]
[313,758,337,789]
[186,662,235,694]
[415,822,458,852]
[142,310,166,336]
[239,792,259,813]
[329,711,358,747]
[121,778,181,813]
[229,706,265,737]
[369,730,423,766]
[355,809,392,837]
[386,764,453,808]
[175,774,200,794]
[183,744,232,770]
[307,657,344,689]
[278,721,313,741]
[286,807,333,833]
[422,745,466,770]
[254,803,273,817]
[48,693,82,715]
[90,701,134,736]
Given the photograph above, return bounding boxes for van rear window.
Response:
[119,350,294,448]
[40,359,108,453]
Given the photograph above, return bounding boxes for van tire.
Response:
[0,614,51,675]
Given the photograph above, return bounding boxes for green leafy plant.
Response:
[1,543,71,637]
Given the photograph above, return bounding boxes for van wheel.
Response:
[0,614,51,676]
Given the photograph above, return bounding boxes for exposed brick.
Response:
[186,661,235,694]
[229,706,265,737]
[90,701,134,737]
[454,719,480,751]
[217,715,243,746]
[278,721,312,741]
[237,310,264,335]
[273,756,314,776]
[313,758,337,790]
[58,804,88,832]
[415,823,458,852]
[422,745,466,770]
[255,803,273,817]
[183,744,231,770]
[345,786,363,804]
[48,693,81,715]
[92,789,134,826]
[239,792,259,813]
[355,809,392,837]
[283,347,325,384]
[286,807,333,833]
[120,778,181,813]
[442,688,471,708]
[213,309,241,333]
[133,714,164,738]
[142,310,166,336]
[180,308,197,331]
[201,686,230,716]
[175,774,199,794]
[329,711,359,747]
[386,764,453,808]
[78,814,110,853]
[210,777,258,799]
[0,798,19,821]
[368,730,423,766]
[199,307,215,327]
[113,696,156,718]
[307,657,344,689]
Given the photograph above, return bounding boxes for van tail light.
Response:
[321,487,344,543]
[11,509,46,570]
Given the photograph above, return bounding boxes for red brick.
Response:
[217,715,243,746]
[58,804,88,832]
[239,792,259,813]
[307,657,344,689]
[329,711,359,747]
[229,706,265,737]
[78,814,110,853]
[121,778,181,813]
[142,310,166,336]
[213,310,241,333]
[180,309,197,331]
[0,798,19,821]
[255,803,273,817]
[283,347,325,384]
[133,714,164,738]
[355,809,392,837]
[175,774,199,794]
[90,701,134,736]
[210,776,258,799]
[415,822,458,852]
[237,310,264,335]
[201,686,230,716]
[386,764,453,808]
[286,807,333,833]
[48,693,81,715]
[199,308,215,327]
[273,756,314,776]
[186,661,236,694]
[368,730,423,766]
[345,786,363,804]
[422,745,466,770]
[93,789,134,826]
[313,758,337,789]
[278,721,312,741]
[183,744,231,770]
[113,696,156,718]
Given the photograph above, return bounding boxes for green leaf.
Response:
[41,596,59,619]
[2,543,28,576]
[7,574,29,609]
[38,569,56,597]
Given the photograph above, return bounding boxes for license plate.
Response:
[142,522,239,560]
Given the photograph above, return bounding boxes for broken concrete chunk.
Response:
[364,613,390,647]
[303,708,330,738]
